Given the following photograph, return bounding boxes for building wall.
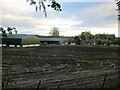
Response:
[22,35,40,45]
[2,38,22,45]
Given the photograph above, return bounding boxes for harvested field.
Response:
[2,45,120,88]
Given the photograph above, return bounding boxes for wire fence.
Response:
[36,71,118,89]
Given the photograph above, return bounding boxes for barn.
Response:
[1,34,40,47]
[40,38,68,45]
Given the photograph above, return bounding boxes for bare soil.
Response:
[2,45,120,88]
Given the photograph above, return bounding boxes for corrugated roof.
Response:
[40,38,68,41]
[1,34,29,39]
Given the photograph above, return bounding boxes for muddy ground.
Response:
[2,45,120,88]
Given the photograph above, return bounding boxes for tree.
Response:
[26,0,62,17]
[0,27,7,37]
[7,27,17,35]
[49,27,59,37]
[118,37,120,45]
[13,27,17,34]
[0,27,17,37]
[97,41,102,45]
[113,38,119,45]
[116,0,120,21]
[79,31,92,40]
[74,36,81,45]
[7,27,13,35]
[113,37,120,46]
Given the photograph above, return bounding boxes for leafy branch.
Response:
[26,0,62,17]
[115,0,120,21]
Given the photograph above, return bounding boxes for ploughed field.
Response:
[2,46,120,88]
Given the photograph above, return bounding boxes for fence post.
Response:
[102,74,107,88]
[37,80,41,90]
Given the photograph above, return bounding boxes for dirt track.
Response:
[2,45,120,88]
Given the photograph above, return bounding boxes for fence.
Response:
[36,71,118,89]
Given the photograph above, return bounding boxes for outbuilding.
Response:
[40,38,68,45]
[1,34,40,47]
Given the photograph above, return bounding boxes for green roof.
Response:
[2,34,29,39]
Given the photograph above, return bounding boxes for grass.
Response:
[2,67,10,71]
[105,79,120,88]
[2,66,12,88]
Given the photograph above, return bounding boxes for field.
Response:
[2,45,120,88]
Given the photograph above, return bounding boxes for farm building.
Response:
[1,34,40,47]
[40,38,68,45]
[81,38,109,45]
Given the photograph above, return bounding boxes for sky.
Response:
[0,0,119,37]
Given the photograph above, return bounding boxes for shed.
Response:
[81,38,109,45]
[1,34,40,47]
[40,38,68,45]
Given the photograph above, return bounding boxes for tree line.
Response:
[1,27,120,46]
[74,31,120,46]
[47,28,120,46]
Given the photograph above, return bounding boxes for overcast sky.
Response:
[0,0,118,36]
